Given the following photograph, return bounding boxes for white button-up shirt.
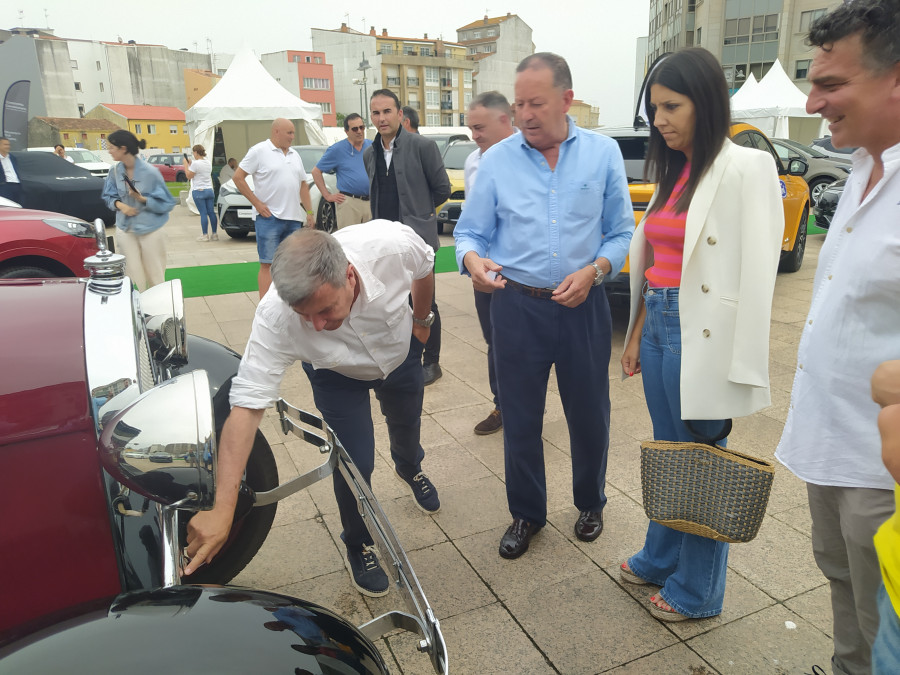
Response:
[238,139,307,221]
[464,147,481,192]
[776,141,900,490]
[0,153,19,183]
[230,221,435,410]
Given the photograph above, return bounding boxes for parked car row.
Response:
[771,137,851,205]
[28,147,111,177]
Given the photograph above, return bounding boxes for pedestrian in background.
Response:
[54,144,74,163]
[0,136,22,204]
[101,129,175,291]
[233,118,315,298]
[218,157,237,186]
[618,47,783,622]
[183,144,218,241]
[313,113,372,229]
[401,106,419,134]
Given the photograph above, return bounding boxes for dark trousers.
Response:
[474,289,499,407]
[0,182,22,204]
[302,335,426,550]
[491,283,612,526]
[423,268,441,366]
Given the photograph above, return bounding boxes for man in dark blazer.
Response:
[0,137,23,204]
[364,89,451,385]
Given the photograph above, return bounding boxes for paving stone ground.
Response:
[160,204,834,674]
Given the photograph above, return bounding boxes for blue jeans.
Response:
[873,584,900,674]
[627,286,730,619]
[301,335,426,550]
[255,214,303,263]
[192,188,217,234]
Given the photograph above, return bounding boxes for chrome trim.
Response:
[255,399,448,675]
[85,218,127,293]
[140,281,187,369]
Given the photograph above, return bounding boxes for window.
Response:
[172,146,180,153]
[795,59,811,79]
[426,113,440,126]
[82,133,88,140]
[425,67,439,85]
[135,124,142,134]
[100,134,106,139]
[292,55,302,62]
[77,105,85,117]
[696,26,702,45]
[381,44,393,55]
[170,125,178,134]
[468,47,476,55]
[148,124,156,134]
[303,77,331,90]
[487,29,496,36]
[74,82,82,91]
[318,102,332,114]
[800,8,827,33]
[99,82,104,92]
[96,60,101,70]
[420,46,432,56]
[464,91,472,106]
[63,133,70,140]
[305,56,311,63]
[404,45,417,56]
[464,70,473,86]
[314,56,322,64]
[425,89,439,109]
[473,31,481,38]
[70,59,78,69]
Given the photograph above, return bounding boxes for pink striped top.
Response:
[645,164,690,288]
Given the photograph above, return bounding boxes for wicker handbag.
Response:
[639,420,775,543]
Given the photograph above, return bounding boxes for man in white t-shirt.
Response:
[233,118,315,298]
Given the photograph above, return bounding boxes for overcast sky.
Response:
[4,1,652,126]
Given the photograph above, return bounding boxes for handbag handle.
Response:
[684,419,732,446]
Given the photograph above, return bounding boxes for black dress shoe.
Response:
[574,510,603,542]
[423,363,443,386]
[499,518,542,559]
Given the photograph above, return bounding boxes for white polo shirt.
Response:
[239,139,307,221]
[230,220,436,409]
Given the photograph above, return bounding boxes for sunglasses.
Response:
[349,125,366,132]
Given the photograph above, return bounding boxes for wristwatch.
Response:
[412,311,436,327]
[590,262,605,286]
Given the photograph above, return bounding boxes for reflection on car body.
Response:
[435,140,476,235]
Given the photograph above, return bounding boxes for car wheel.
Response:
[181,429,278,584]
[779,204,808,274]
[808,177,833,206]
[317,199,337,233]
[175,171,187,183]
[0,265,59,279]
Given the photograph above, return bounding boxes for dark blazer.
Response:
[0,152,20,184]
[0,152,22,202]
[364,128,451,251]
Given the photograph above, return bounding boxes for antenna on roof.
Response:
[44,7,50,28]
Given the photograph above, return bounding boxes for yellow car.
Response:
[436,140,476,235]
[596,122,811,298]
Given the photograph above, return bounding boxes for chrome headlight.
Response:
[43,217,95,238]
[140,280,187,369]
[218,182,238,198]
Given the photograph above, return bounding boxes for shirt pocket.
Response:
[308,342,351,370]
[565,180,603,221]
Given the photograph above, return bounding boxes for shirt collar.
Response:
[345,252,385,308]
[517,115,578,150]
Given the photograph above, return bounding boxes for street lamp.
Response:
[358,53,371,126]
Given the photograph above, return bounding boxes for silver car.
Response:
[216,145,337,238]
[772,138,851,205]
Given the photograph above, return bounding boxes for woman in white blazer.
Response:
[618,48,783,622]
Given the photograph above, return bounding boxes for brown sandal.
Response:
[648,595,691,622]
[619,562,651,586]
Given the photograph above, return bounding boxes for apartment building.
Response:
[645,0,842,93]
[456,14,535,102]
[311,25,475,127]
[260,50,337,127]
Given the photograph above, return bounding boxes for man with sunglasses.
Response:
[313,114,372,230]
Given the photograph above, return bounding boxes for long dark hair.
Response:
[645,47,730,215]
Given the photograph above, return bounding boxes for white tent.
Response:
[185,46,327,162]
[730,60,827,143]
[728,73,759,113]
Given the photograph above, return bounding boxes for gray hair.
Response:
[516,52,573,90]
[469,91,511,114]
[270,229,349,306]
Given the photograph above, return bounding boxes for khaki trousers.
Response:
[807,483,895,675]
[335,196,371,229]
[115,227,167,291]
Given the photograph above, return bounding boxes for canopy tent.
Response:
[185,46,327,162]
[728,73,759,113]
[730,60,826,143]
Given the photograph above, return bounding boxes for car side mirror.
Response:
[99,371,216,509]
[787,159,808,176]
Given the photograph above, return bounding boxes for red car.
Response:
[0,204,101,278]
[0,230,447,674]
[147,153,188,182]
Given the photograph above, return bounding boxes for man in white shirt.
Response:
[217,158,237,186]
[0,137,22,204]
[775,3,900,673]
[233,118,315,298]
[464,92,515,436]
[184,221,441,598]
[54,144,74,163]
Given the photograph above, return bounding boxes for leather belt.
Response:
[340,191,370,201]
[503,278,556,300]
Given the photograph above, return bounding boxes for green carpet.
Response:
[166,245,461,298]
[808,213,827,235]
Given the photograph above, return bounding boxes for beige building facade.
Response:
[456,14,535,103]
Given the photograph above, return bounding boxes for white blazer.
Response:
[623,140,784,420]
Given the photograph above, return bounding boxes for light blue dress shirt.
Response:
[454,118,634,288]
[316,138,373,196]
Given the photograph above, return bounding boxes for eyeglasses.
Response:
[349,125,366,132]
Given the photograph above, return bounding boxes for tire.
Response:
[437,221,444,235]
[225,229,249,239]
[317,199,337,233]
[808,177,833,206]
[181,429,278,584]
[175,171,187,183]
[779,204,808,274]
[0,265,59,279]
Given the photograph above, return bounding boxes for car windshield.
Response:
[292,146,326,170]
[612,136,650,183]
[777,139,828,160]
[442,142,477,170]
[67,149,101,162]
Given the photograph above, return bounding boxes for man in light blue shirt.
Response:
[454,52,633,560]
[313,113,373,229]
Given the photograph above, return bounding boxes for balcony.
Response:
[387,77,401,86]
[407,77,420,86]
[440,101,452,110]
[440,78,452,87]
